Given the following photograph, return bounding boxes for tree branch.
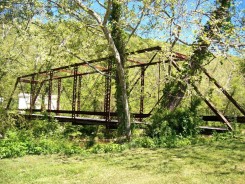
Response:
[95,0,106,9]
[103,0,112,26]
[48,0,87,24]
[127,5,146,44]
[74,0,103,25]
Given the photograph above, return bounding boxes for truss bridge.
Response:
[6,46,245,132]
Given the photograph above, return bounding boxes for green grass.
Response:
[0,140,245,184]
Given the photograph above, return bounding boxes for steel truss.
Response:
[6,46,245,130]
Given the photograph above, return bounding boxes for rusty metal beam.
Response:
[29,75,35,114]
[172,52,188,61]
[72,66,78,118]
[6,78,20,110]
[21,109,151,118]
[18,46,162,78]
[127,59,145,65]
[202,116,245,123]
[23,114,118,126]
[21,61,163,83]
[17,50,186,85]
[172,61,233,131]
[18,46,187,79]
[19,79,39,84]
[32,81,45,106]
[201,66,245,116]
[48,71,53,113]
[10,46,191,127]
[57,78,61,115]
[140,66,145,121]
[77,76,82,116]
[104,60,112,122]
[129,52,158,94]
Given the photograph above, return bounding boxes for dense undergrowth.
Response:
[0,109,244,159]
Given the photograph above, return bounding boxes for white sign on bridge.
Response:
[18,93,57,110]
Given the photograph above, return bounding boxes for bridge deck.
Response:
[202,116,245,123]
[22,113,244,134]
[198,126,229,134]
[23,114,118,126]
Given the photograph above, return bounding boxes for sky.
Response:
[34,0,244,56]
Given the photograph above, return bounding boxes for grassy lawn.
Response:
[0,140,245,184]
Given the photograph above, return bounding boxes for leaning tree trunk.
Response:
[109,0,131,139]
[162,0,232,111]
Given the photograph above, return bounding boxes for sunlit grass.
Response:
[0,140,245,184]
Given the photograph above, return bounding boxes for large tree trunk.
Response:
[162,0,231,111]
[102,26,131,140]
[109,1,131,139]
[73,0,132,140]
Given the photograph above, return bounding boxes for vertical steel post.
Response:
[48,71,53,114]
[140,66,145,121]
[77,75,82,116]
[30,75,35,114]
[72,66,78,118]
[57,78,61,115]
[104,60,112,123]
[158,62,161,102]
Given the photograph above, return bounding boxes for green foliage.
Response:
[0,119,85,159]
[129,135,197,149]
[142,97,203,148]
[153,135,193,148]
[211,131,236,141]
[0,109,25,137]
[0,0,244,155]
[24,119,60,137]
[148,104,202,139]
[0,127,84,159]
[62,124,98,139]
[109,0,130,138]
[129,137,156,148]
[1,138,245,184]
[89,143,126,154]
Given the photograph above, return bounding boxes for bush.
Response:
[148,108,201,138]
[130,137,156,148]
[90,143,126,154]
[0,109,24,137]
[0,123,84,159]
[147,96,202,139]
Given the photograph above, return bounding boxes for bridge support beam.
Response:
[77,76,82,116]
[48,71,53,115]
[172,61,233,131]
[72,66,78,118]
[104,60,112,124]
[201,66,245,116]
[30,75,36,114]
[57,78,61,115]
[140,66,145,122]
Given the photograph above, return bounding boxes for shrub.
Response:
[148,108,201,138]
[90,143,126,154]
[0,127,84,159]
[22,119,60,137]
[147,96,202,139]
[0,109,24,138]
[130,137,156,148]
